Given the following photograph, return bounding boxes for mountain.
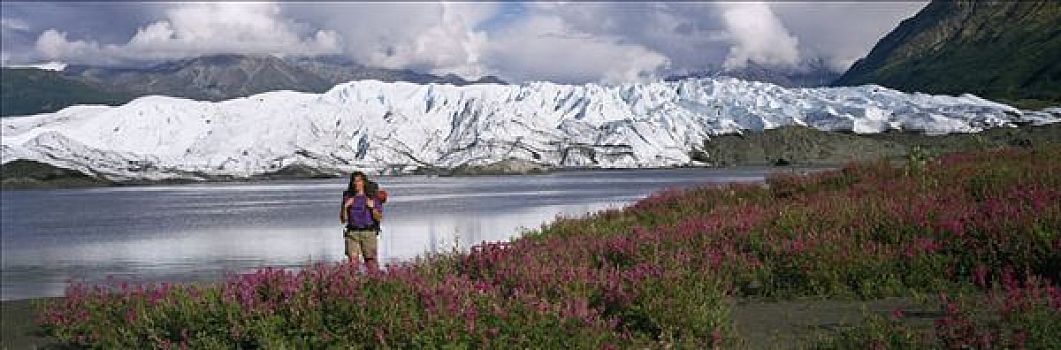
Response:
[2,54,507,116]
[834,1,1061,108]
[65,55,335,102]
[3,77,1052,182]
[284,55,506,87]
[0,68,130,116]
[666,59,840,88]
[65,54,508,101]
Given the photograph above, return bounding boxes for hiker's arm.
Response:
[339,199,349,224]
[368,199,383,222]
[371,207,382,222]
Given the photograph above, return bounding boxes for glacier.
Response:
[1,77,1055,181]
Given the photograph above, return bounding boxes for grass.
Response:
[36,145,1060,348]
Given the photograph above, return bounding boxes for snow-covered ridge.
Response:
[2,78,1054,181]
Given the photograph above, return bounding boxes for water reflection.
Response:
[2,168,781,300]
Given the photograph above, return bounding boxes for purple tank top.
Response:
[344,192,381,229]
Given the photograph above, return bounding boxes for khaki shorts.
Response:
[344,228,378,260]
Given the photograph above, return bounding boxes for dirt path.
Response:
[1,298,62,350]
[732,297,942,349]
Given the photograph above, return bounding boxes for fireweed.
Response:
[38,146,1060,348]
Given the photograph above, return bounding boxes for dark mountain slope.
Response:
[1,68,130,116]
[835,1,1060,108]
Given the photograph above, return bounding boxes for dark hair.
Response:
[346,171,377,196]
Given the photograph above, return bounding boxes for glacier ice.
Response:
[1,77,1053,181]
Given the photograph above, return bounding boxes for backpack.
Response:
[367,181,388,205]
[366,181,387,232]
[346,181,387,231]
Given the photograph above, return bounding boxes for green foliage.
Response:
[818,278,1061,349]
[38,145,1061,348]
[813,312,927,349]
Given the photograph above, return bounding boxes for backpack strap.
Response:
[366,198,382,232]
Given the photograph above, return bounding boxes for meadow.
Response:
[38,145,1060,348]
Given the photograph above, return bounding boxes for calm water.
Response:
[1,168,785,301]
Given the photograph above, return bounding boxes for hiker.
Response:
[339,171,383,271]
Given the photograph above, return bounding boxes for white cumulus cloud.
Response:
[717,2,801,70]
[285,2,497,80]
[34,3,341,65]
[484,15,670,84]
[770,2,928,71]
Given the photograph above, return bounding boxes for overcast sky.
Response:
[0,1,927,84]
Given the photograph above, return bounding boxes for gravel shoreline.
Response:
[1,298,62,349]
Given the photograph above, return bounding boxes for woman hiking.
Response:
[339,171,383,271]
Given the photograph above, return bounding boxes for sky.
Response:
[0,1,928,84]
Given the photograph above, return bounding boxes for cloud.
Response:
[286,2,670,83]
[484,15,670,84]
[35,30,100,62]
[6,2,928,82]
[770,2,928,71]
[1,17,31,64]
[518,3,730,75]
[506,2,801,77]
[717,2,800,70]
[1,17,30,32]
[506,2,923,75]
[33,3,341,65]
[284,3,497,79]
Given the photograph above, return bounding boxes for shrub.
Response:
[39,145,1061,347]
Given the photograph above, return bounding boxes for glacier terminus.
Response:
[2,77,1057,182]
